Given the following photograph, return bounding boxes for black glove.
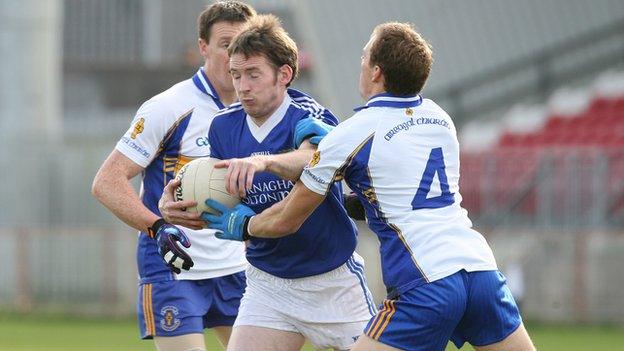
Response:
[148,218,194,274]
[344,193,365,220]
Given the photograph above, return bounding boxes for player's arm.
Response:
[92,150,195,272]
[201,180,325,240]
[215,140,315,198]
[92,150,159,232]
[248,180,325,237]
[216,117,334,198]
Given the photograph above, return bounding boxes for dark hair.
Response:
[198,1,256,42]
[370,22,433,95]
[228,14,298,86]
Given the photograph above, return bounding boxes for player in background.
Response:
[162,14,376,351]
[91,2,255,350]
[205,22,536,351]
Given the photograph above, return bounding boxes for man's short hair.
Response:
[228,14,298,86]
[370,22,433,95]
[198,1,256,42]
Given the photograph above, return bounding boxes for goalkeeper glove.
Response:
[148,218,194,274]
[202,199,256,241]
[293,117,335,148]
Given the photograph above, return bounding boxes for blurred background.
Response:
[1,0,623,350]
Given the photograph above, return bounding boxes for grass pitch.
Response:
[1,314,623,350]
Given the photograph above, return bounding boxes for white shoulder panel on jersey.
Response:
[300,110,377,195]
[115,79,205,168]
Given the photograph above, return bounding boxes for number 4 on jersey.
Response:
[411,147,455,209]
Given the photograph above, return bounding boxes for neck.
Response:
[249,92,286,127]
[365,85,386,101]
[202,63,237,106]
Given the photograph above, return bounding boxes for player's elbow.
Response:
[91,167,115,203]
[274,217,302,236]
[91,171,105,201]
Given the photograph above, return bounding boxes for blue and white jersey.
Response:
[300,93,497,297]
[209,89,358,279]
[115,68,247,284]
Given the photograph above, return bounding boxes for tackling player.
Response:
[206,22,536,351]
[91,2,255,350]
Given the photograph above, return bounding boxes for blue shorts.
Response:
[364,270,521,351]
[137,271,246,339]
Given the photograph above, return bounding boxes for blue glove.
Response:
[293,117,335,148]
[148,218,194,274]
[202,199,256,241]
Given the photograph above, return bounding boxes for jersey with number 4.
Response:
[300,93,497,297]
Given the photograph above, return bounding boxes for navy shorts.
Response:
[364,269,521,351]
[137,271,246,339]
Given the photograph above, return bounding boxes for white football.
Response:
[174,157,240,215]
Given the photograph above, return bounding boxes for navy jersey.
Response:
[209,89,358,279]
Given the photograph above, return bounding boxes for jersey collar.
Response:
[192,67,225,109]
[354,93,423,112]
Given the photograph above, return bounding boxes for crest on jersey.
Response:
[160,306,181,332]
[131,118,145,139]
[405,108,413,116]
[309,151,321,167]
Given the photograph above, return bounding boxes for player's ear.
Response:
[198,38,209,59]
[277,64,293,86]
[371,64,383,83]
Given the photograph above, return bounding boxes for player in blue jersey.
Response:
[206,23,536,351]
[91,2,256,350]
[197,14,376,351]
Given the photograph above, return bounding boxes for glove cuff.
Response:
[242,216,254,241]
[148,218,168,238]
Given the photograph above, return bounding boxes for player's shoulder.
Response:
[150,78,195,104]
[419,98,452,118]
[211,102,245,127]
[137,78,197,118]
[321,111,375,151]
[287,88,320,105]
[288,88,339,124]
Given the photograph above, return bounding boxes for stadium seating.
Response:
[459,84,624,224]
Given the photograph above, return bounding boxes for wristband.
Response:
[242,216,255,241]
[148,218,167,238]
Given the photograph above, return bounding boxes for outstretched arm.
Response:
[216,140,316,198]
[248,181,326,238]
[202,181,325,241]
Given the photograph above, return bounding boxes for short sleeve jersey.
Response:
[208,89,358,279]
[300,93,497,297]
[115,68,247,284]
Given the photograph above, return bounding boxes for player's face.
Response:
[199,21,245,94]
[229,53,291,122]
[358,35,376,100]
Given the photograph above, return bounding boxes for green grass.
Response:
[1,314,623,350]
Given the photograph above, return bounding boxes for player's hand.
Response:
[201,199,256,241]
[344,192,365,220]
[149,219,194,274]
[293,117,335,149]
[158,179,205,230]
[214,157,267,198]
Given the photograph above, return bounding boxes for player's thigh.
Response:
[226,325,305,351]
[451,270,524,349]
[154,333,206,351]
[138,281,210,339]
[351,334,402,351]
[212,326,232,348]
[473,323,536,351]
